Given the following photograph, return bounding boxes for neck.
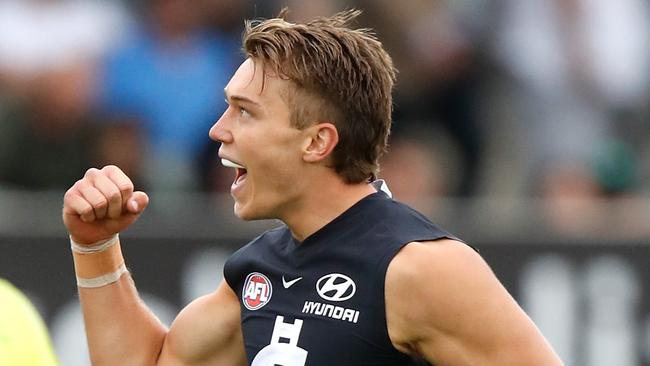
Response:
[281,176,377,243]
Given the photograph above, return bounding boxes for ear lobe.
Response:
[303,123,339,163]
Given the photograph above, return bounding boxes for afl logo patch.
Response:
[242,272,272,310]
[316,273,356,302]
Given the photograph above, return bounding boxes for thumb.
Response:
[126,191,149,214]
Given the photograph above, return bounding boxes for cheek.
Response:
[255,132,302,165]
[251,148,302,191]
[242,126,303,183]
[254,157,297,185]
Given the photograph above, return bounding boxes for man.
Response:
[0,278,59,366]
[63,10,563,365]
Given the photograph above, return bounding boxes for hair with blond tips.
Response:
[242,8,396,183]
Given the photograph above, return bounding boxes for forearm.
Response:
[73,239,167,365]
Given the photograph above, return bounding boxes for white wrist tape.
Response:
[76,264,128,288]
[70,234,119,254]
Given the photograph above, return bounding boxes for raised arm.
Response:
[63,165,246,365]
[385,239,564,366]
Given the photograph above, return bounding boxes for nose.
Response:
[209,110,233,143]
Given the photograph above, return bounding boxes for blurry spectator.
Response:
[379,134,454,213]
[0,278,58,366]
[0,0,129,190]
[97,0,241,192]
[494,0,650,234]
[494,0,650,187]
[203,0,261,35]
[95,119,146,189]
[0,65,101,190]
[359,0,487,197]
[281,0,345,22]
[0,0,128,96]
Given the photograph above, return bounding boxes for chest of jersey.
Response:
[237,258,412,366]
[225,192,449,365]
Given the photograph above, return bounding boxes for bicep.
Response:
[158,281,247,366]
[386,240,562,366]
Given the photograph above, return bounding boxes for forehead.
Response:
[225,58,290,106]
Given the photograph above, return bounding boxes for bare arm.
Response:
[78,274,246,366]
[77,271,167,365]
[386,239,563,366]
[159,281,246,366]
[63,166,246,365]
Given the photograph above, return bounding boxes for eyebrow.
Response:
[224,90,261,107]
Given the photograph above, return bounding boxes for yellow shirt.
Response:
[0,279,58,366]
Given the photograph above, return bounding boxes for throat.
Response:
[284,183,377,242]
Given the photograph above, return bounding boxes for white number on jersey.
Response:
[251,315,308,366]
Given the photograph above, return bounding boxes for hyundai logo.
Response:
[316,273,356,302]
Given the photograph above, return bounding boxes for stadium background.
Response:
[1,0,649,365]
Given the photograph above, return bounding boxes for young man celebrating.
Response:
[63,10,563,366]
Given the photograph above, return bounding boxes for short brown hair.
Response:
[242,9,396,183]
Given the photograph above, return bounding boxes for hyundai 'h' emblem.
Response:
[316,273,356,302]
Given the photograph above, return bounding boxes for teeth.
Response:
[221,159,245,169]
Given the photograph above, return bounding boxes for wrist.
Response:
[70,234,119,254]
[71,236,127,288]
[76,264,128,288]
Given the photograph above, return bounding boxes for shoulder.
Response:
[385,240,563,364]
[385,239,488,350]
[388,239,482,279]
[385,239,486,315]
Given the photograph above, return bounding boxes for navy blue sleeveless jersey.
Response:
[223,191,458,366]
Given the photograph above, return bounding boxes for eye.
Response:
[224,98,253,119]
[239,107,251,118]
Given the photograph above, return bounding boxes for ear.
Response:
[302,123,339,163]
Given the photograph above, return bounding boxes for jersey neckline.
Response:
[289,189,390,249]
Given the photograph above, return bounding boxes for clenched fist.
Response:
[63,165,149,244]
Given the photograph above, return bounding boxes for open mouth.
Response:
[221,158,248,186]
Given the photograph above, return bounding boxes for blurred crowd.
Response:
[1,0,649,236]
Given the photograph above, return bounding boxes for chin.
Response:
[233,205,251,221]
[233,200,277,221]
[233,202,259,221]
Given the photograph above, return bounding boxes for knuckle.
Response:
[65,184,84,201]
[64,187,75,199]
[102,164,120,173]
[107,188,122,202]
[92,196,108,208]
[63,194,76,208]
[118,181,134,192]
[85,167,100,177]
